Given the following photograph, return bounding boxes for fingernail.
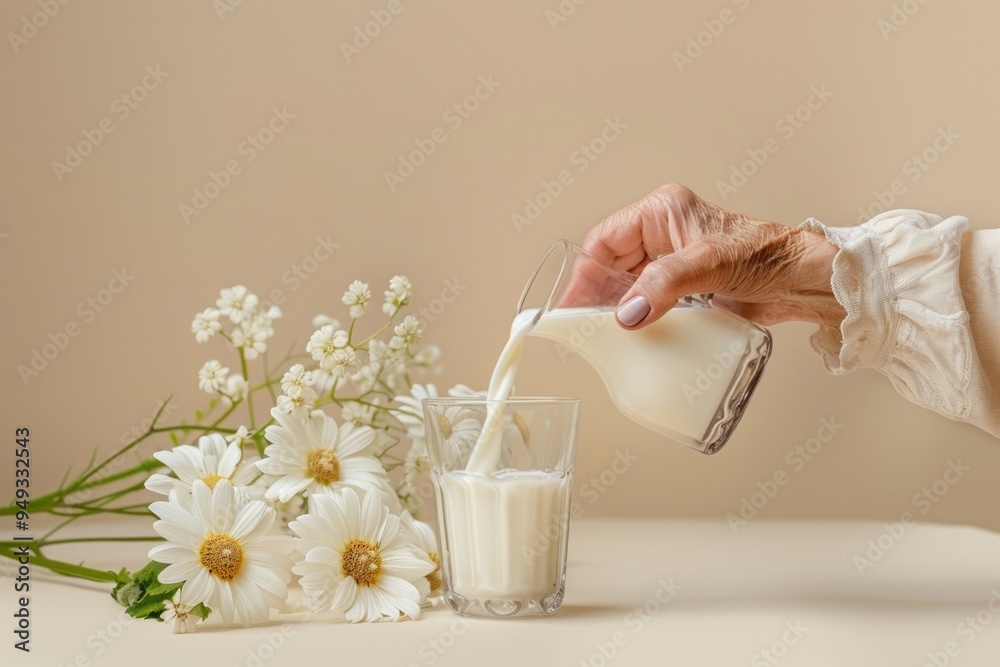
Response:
[617,296,650,327]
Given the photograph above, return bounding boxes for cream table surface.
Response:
[10,518,1000,667]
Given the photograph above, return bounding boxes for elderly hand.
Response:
[582,184,846,329]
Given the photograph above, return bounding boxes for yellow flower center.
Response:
[306,449,340,486]
[200,474,225,490]
[198,534,244,581]
[342,539,382,586]
[435,412,453,439]
[427,551,442,591]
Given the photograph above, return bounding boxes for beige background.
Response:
[2,0,997,530]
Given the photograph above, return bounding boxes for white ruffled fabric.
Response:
[800,210,999,437]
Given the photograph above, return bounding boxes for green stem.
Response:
[240,349,256,430]
[0,547,119,583]
[355,305,400,347]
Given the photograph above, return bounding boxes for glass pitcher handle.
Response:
[680,293,715,308]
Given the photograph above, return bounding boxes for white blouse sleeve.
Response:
[799,210,999,437]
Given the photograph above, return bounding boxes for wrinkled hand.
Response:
[582,184,845,328]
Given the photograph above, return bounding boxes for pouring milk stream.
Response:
[432,241,772,604]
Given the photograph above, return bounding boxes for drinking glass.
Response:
[423,397,580,618]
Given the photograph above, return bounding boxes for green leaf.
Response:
[194,409,203,421]
[109,560,185,620]
[127,586,180,620]
[169,432,179,447]
[189,603,211,620]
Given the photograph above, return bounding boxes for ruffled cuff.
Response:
[799,210,973,420]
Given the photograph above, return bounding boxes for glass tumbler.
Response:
[423,397,580,618]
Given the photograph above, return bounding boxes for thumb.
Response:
[615,241,718,329]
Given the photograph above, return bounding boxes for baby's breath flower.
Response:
[306,326,357,378]
[221,373,248,405]
[216,285,259,324]
[277,389,316,415]
[311,314,340,330]
[198,360,229,393]
[367,340,390,366]
[390,315,423,355]
[162,594,200,634]
[280,364,315,397]
[191,308,222,343]
[342,280,371,319]
[382,275,412,315]
[232,323,268,360]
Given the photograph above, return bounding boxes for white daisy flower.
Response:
[145,433,260,500]
[148,480,293,626]
[217,285,259,324]
[447,384,484,398]
[232,323,268,360]
[280,364,315,397]
[198,360,229,394]
[256,408,394,505]
[290,489,434,622]
[418,400,482,461]
[401,435,429,507]
[389,315,423,355]
[400,511,442,601]
[342,280,371,319]
[393,384,439,440]
[382,275,412,315]
[191,308,222,343]
[161,592,199,634]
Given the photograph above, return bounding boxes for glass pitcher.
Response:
[515,240,772,455]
